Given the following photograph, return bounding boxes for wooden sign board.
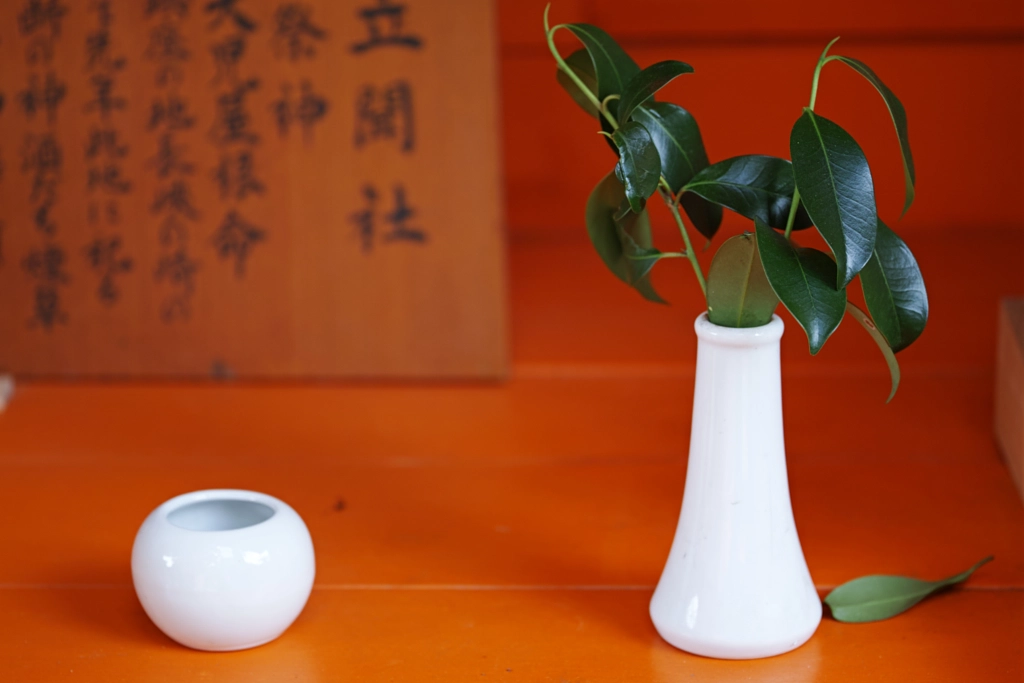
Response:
[0,0,507,378]
[995,297,1024,502]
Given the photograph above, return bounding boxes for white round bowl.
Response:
[131,489,316,651]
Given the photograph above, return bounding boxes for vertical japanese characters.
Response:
[146,0,200,321]
[4,0,446,340]
[83,1,134,306]
[269,3,329,146]
[346,0,425,253]
[17,0,69,329]
[206,0,266,279]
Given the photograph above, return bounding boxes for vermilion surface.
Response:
[2,0,1023,677]
[1,243,1021,679]
[2,589,1021,682]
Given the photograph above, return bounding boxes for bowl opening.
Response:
[167,499,275,531]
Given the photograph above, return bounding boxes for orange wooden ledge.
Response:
[1,236,1022,680]
[1,373,1021,681]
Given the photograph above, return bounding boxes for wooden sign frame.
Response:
[0,0,507,378]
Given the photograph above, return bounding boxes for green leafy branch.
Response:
[762,37,925,400]
[545,6,928,401]
[545,5,709,297]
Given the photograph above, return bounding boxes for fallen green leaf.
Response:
[825,556,993,623]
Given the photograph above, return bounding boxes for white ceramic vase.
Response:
[649,313,821,659]
[132,489,316,651]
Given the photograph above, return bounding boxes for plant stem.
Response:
[545,3,705,298]
[546,34,602,112]
[809,65,824,111]
[789,38,839,240]
[783,187,802,239]
[662,184,707,298]
[543,6,619,131]
[627,251,688,260]
[808,38,840,110]
[600,95,622,130]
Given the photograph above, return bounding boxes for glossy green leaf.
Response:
[617,60,694,124]
[845,302,900,402]
[679,193,724,240]
[791,109,878,288]
[584,171,666,303]
[559,23,639,109]
[630,103,704,190]
[560,23,639,154]
[616,220,671,303]
[825,556,993,623]
[707,233,779,328]
[611,122,661,213]
[860,220,928,352]
[683,155,813,231]
[621,244,663,283]
[755,219,846,355]
[555,49,600,119]
[832,56,915,216]
[631,102,722,238]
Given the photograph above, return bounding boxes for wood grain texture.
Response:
[0,0,508,378]
[996,298,1024,501]
[0,376,1020,588]
[1,589,1021,682]
[0,377,1021,679]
